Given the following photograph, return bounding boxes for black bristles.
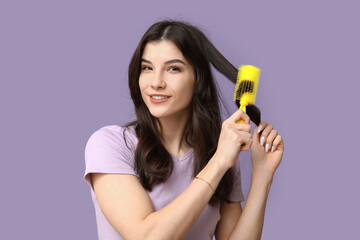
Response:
[235,80,254,99]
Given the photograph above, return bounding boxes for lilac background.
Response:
[1,0,359,239]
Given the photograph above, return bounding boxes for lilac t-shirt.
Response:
[83,125,245,240]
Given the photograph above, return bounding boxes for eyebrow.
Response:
[141,58,186,66]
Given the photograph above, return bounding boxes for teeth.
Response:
[151,96,168,99]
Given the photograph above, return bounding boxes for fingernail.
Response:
[271,146,275,152]
[257,125,263,133]
[265,143,270,152]
[260,136,265,146]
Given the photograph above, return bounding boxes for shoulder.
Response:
[85,124,138,158]
[83,124,139,189]
[90,124,136,138]
[87,124,137,146]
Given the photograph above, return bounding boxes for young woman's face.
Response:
[139,40,195,120]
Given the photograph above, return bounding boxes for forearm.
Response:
[137,156,228,240]
[229,172,273,240]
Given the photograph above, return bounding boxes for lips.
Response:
[149,93,170,97]
[148,94,171,103]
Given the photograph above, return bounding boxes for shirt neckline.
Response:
[170,148,194,162]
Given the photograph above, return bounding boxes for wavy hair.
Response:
[124,20,261,205]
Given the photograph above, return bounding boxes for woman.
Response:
[84,20,284,240]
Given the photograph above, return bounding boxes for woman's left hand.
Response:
[250,122,284,180]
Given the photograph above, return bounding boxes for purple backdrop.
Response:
[1,0,359,239]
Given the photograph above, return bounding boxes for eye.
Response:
[168,66,180,72]
[141,66,152,71]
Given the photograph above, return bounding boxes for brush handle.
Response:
[236,105,246,124]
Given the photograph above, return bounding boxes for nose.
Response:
[151,72,166,89]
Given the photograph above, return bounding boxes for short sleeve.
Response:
[228,151,248,203]
[83,125,137,191]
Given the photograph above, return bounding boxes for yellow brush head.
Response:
[233,65,260,106]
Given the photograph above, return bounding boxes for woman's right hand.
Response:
[214,109,253,170]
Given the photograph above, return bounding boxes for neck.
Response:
[157,111,192,158]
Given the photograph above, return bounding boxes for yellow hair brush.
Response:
[233,65,261,123]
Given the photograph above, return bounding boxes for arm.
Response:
[215,202,243,240]
[214,175,271,240]
[92,155,229,240]
[227,122,284,240]
[228,174,272,240]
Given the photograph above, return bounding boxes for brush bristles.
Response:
[233,65,260,106]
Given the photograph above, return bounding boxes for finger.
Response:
[257,122,268,134]
[231,122,252,133]
[259,124,273,147]
[264,129,278,153]
[253,122,268,142]
[230,130,252,147]
[271,135,284,152]
[228,108,250,124]
[238,132,253,151]
[221,122,251,135]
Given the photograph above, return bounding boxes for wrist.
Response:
[210,152,232,173]
[250,176,273,196]
[251,169,274,186]
[196,153,229,193]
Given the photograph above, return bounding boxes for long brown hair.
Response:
[124,20,261,205]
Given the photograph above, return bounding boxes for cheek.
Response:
[181,82,195,104]
[138,76,144,90]
[138,77,147,93]
[185,75,195,99]
[138,78,148,103]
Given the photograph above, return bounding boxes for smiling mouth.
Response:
[149,95,171,103]
[151,96,169,99]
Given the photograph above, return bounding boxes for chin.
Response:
[148,110,170,119]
